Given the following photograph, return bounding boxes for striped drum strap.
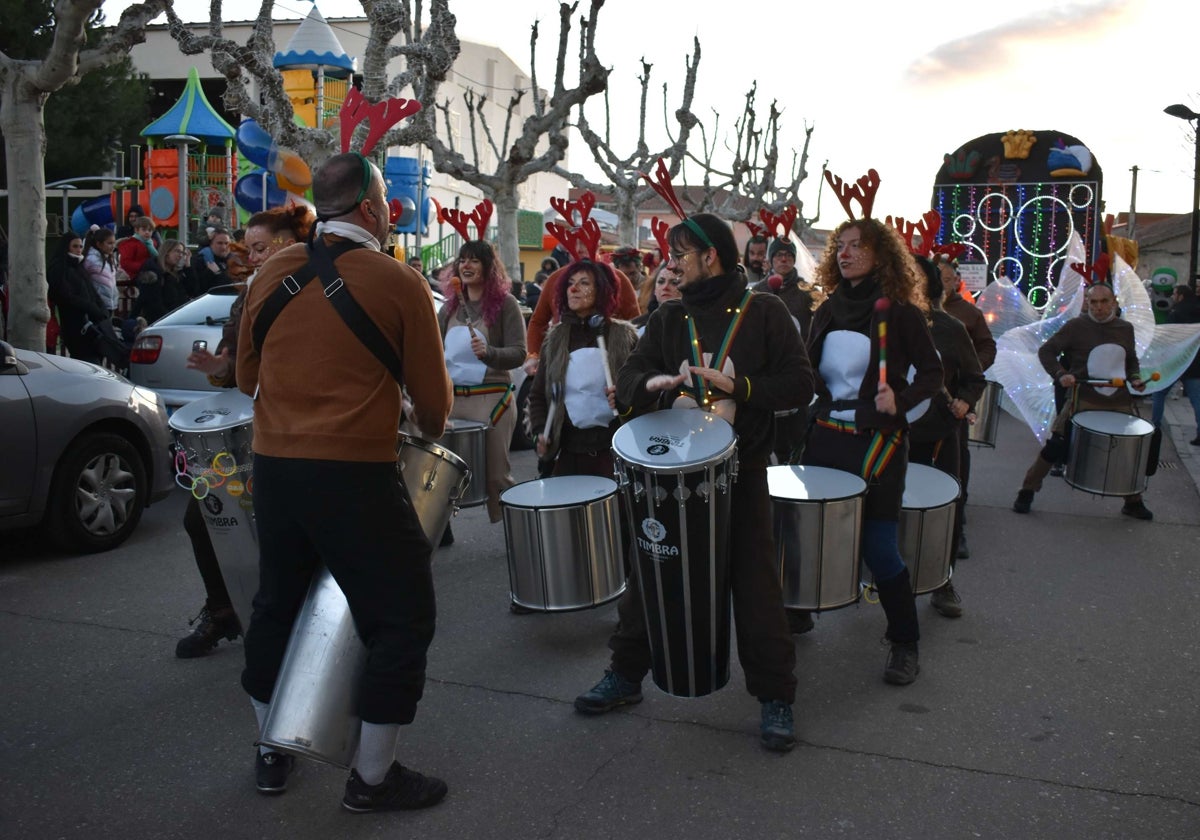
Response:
[452,383,515,425]
[815,417,904,481]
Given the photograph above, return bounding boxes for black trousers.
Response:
[241,455,436,724]
[183,496,233,610]
[608,467,797,704]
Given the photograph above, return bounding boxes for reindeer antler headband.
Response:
[639,157,713,250]
[886,210,941,257]
[930,243,967,266]
[545,190,601,262]
[339,88,422,156]
[824,168,882,220]
[1072,253,1112,288]
[650,217,671,264]
[438,199,494,242]
[756,205,799,241]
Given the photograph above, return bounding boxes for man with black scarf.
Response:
[573,213,813,753]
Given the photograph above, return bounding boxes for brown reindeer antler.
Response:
[639,157,688,220]
[545,217,601,262]
[1071,253,1112,286]
[823,168,882,220]
[886,210,942,256]
[439,199,494,242]
[339,88,423,156]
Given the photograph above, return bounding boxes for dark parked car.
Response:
[0,340,173,553]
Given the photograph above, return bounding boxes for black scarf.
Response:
[679,270,735,308]
[828,275,882,335]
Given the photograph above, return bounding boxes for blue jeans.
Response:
[1151,377,1200,431]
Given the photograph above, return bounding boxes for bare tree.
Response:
[164,0,459,166]
[1,0,167,350]
[420,0,609,278]
[553,38,700,246]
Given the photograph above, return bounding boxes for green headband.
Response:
[682,218,714,250]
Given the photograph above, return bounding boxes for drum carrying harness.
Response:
[250,237,407,386]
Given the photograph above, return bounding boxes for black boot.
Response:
[176,603,241,659]
[875,567,920,685]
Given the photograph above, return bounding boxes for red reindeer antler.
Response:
[639,157,688,220]
[650,216,671,261]
[545,218,601,262]
[439,199,493,242]
[886,210,942,256]
[931,243,967,263]
[746,220,767,239]
[339,88,423,155]
[1071,253,1112,286]
[758,205,798,240]
[824,168,881,220]
[549,192,595,227]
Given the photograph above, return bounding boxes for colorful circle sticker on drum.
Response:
[226,479,245,498]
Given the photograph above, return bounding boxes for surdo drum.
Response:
[1065,411,1155,497]
[768,465,866,611]
[611,409,738,698]
[437,418,488,507]
[168,390,258,628]
[896,464,960,595]
[967,380,1003,447]
[397,432,471,546]
[501,476,625,612]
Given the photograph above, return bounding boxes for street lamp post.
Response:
[1164,103,1200,289]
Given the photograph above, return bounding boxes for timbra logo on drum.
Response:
[639,517,679,556]
[203,493,224,516]
[192,407,233,424]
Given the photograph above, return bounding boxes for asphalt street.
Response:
[2,399,1198,839]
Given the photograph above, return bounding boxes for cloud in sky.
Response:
[906,0,1140,87]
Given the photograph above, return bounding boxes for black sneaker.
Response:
[930,581,963,618]
[1121,501,1154,521]
[787,610,815,635]
[883,642,920,685]
[574,669,643,714]
[255,750,294,795]
[342,762,447,813]
[1012,490,1034,514]
[759,700,796,753]
[176,604,241,659]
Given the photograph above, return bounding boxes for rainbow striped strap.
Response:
[685,289,753,407]
[452,383,515,425]
[860,430,903,481]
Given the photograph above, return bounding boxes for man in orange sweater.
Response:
[237,153,452,812]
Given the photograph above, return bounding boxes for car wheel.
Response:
[510,376,536,451]
[46,432,148,554]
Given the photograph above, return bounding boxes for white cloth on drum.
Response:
[1087,343,1126,397]
[565,347,614,429]
[444,325,488,385]
[820,330,870,421]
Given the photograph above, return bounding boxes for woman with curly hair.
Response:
[526,259,639,477]
[794,217,942,686]
[437,239,527,524]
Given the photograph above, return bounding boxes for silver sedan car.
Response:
[0,340,174,553]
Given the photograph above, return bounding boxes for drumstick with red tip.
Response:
[452,277,478,337]
[875,297,891,383]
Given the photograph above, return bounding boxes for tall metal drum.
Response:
[1066,410,1154,496]
[897,464,960,595]
[397,432,471,545]
[501,476,625,612]
[168,390,258,628]
[967,380,1003,447]
[768,465,866,611]
[438,418,488,507]
[611,409,738,698]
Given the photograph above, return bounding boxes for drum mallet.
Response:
[588,314,619,416]
[543,382,562,443]
[874,297,891,383]
[452,276,479,338]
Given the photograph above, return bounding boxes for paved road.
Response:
[2,403,1198,839]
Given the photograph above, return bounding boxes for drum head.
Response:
[169,390,255,433]
[501,475,618,508]
[1072,410,1154,437]
[768,465,866,501]
[611,409,736,471]
[902,463,961,509]
[445,417,488,433]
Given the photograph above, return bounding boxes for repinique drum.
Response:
[169,390,258,628]
[897,464,960,595]
[968,380,1003,447]
[768,465,866,611]
[501,476,625,611]
[1066,410,1154,496]
[611,409,738,698]
[439,418,488,507]
[397,432,471,545]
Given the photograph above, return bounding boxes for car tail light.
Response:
[130,335,162,364]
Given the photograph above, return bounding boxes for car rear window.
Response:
[152,285,241,327]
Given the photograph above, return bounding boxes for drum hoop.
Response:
[1071,410,1154,437]
[611,438,738,475]
[398,434,469,471]
[501,476,619,508]
[767,465,867,502]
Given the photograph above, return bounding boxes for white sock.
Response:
[251,698,272,756]
[355,722,400,785]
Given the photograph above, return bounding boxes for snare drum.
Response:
[501,476,625,611]
[397,433,471,546]
[897,464,960,595]
[169,390,258,628]
[1066,410,1154,496]
[611,409,738,698]
[768,465,866,611]
[968,380,1003,447]
[438,418,488,507]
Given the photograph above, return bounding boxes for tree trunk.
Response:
[2,72,51,351]
[493,188,521,282]
[615,190,638,247]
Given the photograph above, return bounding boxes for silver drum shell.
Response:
[1065,410,1154,497]
[967,380,1003,447]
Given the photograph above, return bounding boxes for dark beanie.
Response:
[768,238,797,260]
[129,204,144,215]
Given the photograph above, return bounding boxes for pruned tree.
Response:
[1,0,168,351]
[553,38,700,247]
[420,0,609,278]
[163,0,460,166]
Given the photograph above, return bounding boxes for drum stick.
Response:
[542,383,562,441]
[452,277,477,337]
[874,297,891,384]
[589,314,619,416]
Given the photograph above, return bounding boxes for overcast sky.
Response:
[108,0,1199,222]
